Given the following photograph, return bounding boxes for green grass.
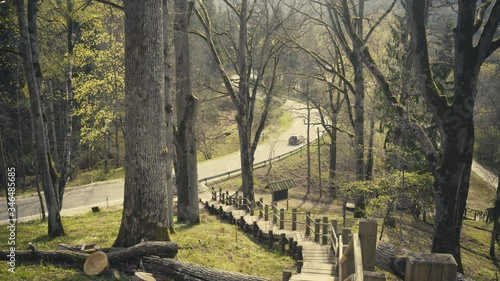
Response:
[0,207,294,281]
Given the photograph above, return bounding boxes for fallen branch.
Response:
[142,256,270,281]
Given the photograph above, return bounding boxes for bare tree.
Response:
[335,0,500,272]
[113,0,170,247]
[16,0,64,237]
[194,0,287,201]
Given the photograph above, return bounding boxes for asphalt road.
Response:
[0,99,321,224]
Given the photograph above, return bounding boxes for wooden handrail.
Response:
[353,234,364,281]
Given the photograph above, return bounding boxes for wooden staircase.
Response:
[200,195,338,281]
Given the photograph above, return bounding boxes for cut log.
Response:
[132,272,156,281]
[142,256,270,281]
[84,251,109,275]
[106,241,178,265]
[0,249,88,266]
[0,241,178,267]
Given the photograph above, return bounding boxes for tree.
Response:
[194,0,286,201]
[163,0,175,234]
[336,0,500,272]
[113,0,170,247]
[174,0,200,224]
[15,0,65,237]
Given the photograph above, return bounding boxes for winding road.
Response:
[0,99,321,224]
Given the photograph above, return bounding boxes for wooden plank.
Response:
[352,234,364,281]
[359,220,377,271]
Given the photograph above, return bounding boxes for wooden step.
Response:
[290,273,338,281]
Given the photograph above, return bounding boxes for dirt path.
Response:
[472,160,498,190]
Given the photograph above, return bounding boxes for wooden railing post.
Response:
[265,205,269,221]
[292,241,298,259]
[273,202,278,224]
[282,270,292,281]
[288,237,294,256]
[296,246,303,273]
[405,253,457,281]
[226,191,229,204]
[259,198,264,218]
[280,209,285,229]
[314,219,321,242]
[240,216,245,229]
[331,219,338,251]
[250,200,255,216]
[253,222,258,238]
[305,212,311,237]
[322,217,328,245]
[280,233,286,255]
[219,188,223,203]
[268,230,274,249]
[359,219,378,271]
[292,209,297,231]
[341,228,353,280]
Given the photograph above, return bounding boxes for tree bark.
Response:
[16,0,64,237]
[57,0,75,210]
[163,0,175,232]
[142,256,270,281]
[113,0,170,247]
[365,113,375,180]
[174,0,200,224]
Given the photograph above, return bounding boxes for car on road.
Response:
[288,135,305,145]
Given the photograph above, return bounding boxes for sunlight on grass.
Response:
[0,207,294,281]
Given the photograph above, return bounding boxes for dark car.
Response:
[288,135,304,145]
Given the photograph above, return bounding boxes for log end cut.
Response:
[83,251,109,275]
[131,272,156,281]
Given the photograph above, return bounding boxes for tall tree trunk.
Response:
[113,0,170,247]
[31,117,46,222]
[236,0,254,201]
[163,0,175,232]
[16,0,64,237]
[306,96,311,194]
[114,123,119,168]
[365,113,375,180]
[329,124,338,198]
[237,116,254,202]
[174,0,199,224]
[57,0,74,210]
[15,68,27,189]
[352,0,366,218]
[490,169,500,259]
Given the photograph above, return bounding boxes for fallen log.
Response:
[107,241,178,265]
[0,241,178,267]
[142,256,270,281]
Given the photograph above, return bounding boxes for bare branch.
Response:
[364,0,397,43]
[92,0,123,11]
[476,0,500,64]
